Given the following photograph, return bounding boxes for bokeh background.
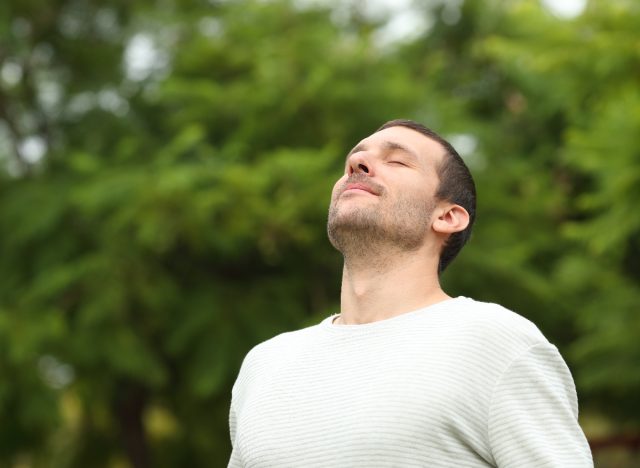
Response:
[1,0,639,466]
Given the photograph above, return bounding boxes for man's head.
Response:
[327,119,476,273]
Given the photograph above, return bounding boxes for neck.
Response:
[338,244,449,325]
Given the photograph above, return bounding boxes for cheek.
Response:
[395,181,433,206]
[331,177,346,200]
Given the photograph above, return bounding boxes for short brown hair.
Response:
[377,119,477,273]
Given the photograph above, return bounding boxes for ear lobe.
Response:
[432,204,470,235]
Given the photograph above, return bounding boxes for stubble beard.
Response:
[327,189,435,263]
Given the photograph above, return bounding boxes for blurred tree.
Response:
[1,0,639,466]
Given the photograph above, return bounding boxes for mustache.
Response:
[338,173,385,196]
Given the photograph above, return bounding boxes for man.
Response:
[228,120,593,467]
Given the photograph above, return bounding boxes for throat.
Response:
[338,251,445,324]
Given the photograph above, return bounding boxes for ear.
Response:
[432,204,470,235]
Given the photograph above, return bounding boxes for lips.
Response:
[343,182,377,196]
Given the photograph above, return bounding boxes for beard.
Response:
[327,177,435,258]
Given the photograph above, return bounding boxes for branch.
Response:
[589,433,640,452]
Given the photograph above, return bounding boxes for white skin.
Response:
[327,126,470,325]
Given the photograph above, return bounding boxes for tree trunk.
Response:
[114,383,151,468]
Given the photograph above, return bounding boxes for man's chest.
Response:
[233,343,492,467]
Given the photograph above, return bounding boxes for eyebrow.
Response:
[346,140,420,161]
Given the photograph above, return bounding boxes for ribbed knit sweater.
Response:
[228,297,592,467]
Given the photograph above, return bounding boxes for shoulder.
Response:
[233,322,322,385]
[451,296,548,345]
[247,322,321,359]
[435,297,553,370]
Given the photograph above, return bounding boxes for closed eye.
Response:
[388,161,408,167]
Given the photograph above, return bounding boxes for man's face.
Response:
[327,125,446,254]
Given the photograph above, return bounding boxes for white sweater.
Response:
[228,297,592,467]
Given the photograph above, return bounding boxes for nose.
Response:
[347,151,373,176]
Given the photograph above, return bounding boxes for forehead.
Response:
[358,125,447,166]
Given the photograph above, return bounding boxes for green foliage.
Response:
[1,0,639,466]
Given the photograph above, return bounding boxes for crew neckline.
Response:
[321,296,466,331]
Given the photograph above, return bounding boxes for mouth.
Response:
[342,182,378,196]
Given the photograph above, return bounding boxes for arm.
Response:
[488,343,593,467]
[228,400,242,468]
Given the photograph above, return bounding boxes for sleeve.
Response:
[228,400,242,467]
[229,400,237,447]
[487,343,593,468]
